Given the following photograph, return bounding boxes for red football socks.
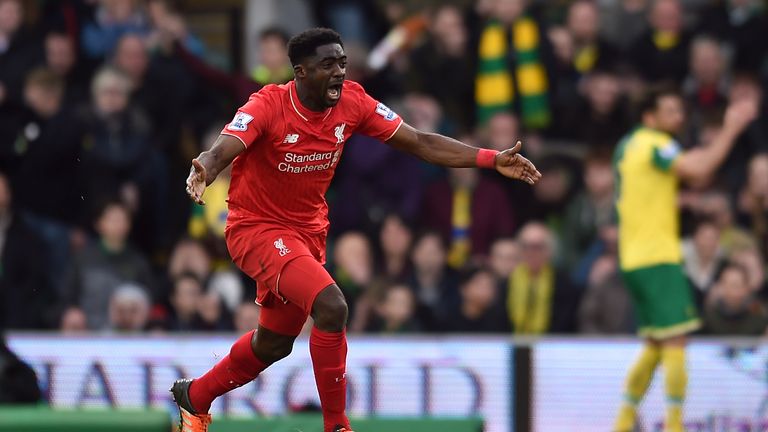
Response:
[310,326,350,431]
[189,330,267,413]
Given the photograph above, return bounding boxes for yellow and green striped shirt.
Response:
[614,126,683,270]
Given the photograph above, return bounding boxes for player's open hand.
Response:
[494,141,542,185]
[186,159,207,205]
[724,97,759,134]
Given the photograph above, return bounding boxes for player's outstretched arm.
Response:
[386,122,542,184]
[673,98,758,183]
[185,134,245,205]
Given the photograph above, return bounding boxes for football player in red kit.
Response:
[171,28,541,432]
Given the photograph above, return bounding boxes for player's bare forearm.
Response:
[677,127,739,180]
[386,122,481,167]
[196,134,246,185]
[674,99,757,182]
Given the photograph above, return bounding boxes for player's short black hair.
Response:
[636,84,682,118]
[287,27,343,66]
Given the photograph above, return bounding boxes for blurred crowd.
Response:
[0,0,767,337]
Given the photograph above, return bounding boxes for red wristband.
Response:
[476,148,499,169]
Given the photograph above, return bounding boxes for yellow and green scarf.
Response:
[475,17,550,129]
[507,265,554,334]
[188,178,229,239]
[447,186,472,269]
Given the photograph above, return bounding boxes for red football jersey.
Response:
[220,80,403,236]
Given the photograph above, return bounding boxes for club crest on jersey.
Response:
[283,133,300,144]
[227,112,253,132]
[274,238,291,257]
[375,102,398,121]
[334,123,346,144]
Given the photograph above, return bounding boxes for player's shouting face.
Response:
[294,43,347,109]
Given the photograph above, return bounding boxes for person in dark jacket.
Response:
[0,335,40,404]
[0,172,56,330]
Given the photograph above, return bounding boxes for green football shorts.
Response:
[621,263,701,339]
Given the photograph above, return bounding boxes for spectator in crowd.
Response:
[167,272,204,331]
[480,112,542,227]
[562,151,615,275]
[112,34,150,91]
[43,32,90,107]
[506,222,578,334]
[475,0,553,129]
[565,0,619,76]
[195,290,232,331]
[440,267,510,333]
[251,27,293,86]
[406,230,459,332]
[59,307,87,333]
[578,225,634,334]
[0,0,39,108]
[374,213,412,282]
[488,237,521,283]
[63,200,154,330]
[0,172,55,330]
[168,238,212,287]
[234,302,261,334]
[729,246,767,298]
[548,25,579,110]
[108,282,151,333]
[81,0,149,60]
[79,65,166,255]
[483,112,520,154]
[682,218,726,308]
[703,263,768,335]
[554,69,631,148]
[421,167,515,269]
[12,69,84,287]
[331,231,374,321]
[696,0,768,72]
[407,4,474,132]
[599,0,649,51]
[112,32,187,153]
[692,190,755,254]
[737,153,768,256]
[526,154,581,229]
[365,283,422,333]
[683,36,729,135]
[628,0,691,84]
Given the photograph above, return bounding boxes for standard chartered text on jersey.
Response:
[278,150,341,173]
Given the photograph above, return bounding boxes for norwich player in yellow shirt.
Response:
[613,88,757,432]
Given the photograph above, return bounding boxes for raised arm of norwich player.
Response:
[185,135,245,205]
[673,98,758,183]
[387,122,542,184]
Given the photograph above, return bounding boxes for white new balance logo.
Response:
[274,238,291,256]
[283,134,299,144]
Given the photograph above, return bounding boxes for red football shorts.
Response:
[225,220,335,336]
